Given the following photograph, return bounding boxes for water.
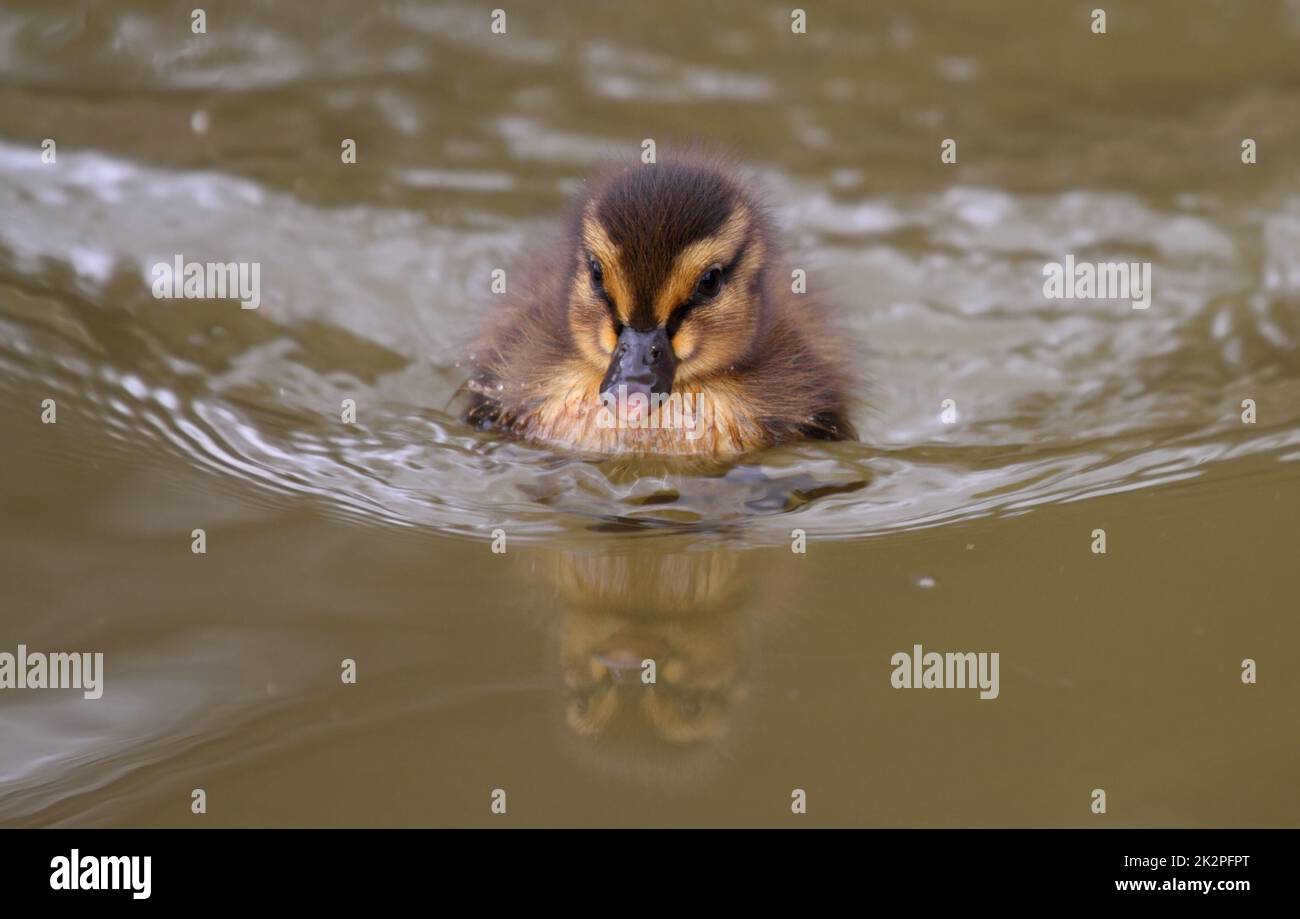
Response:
[2,0,1299,827]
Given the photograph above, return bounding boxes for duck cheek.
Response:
[670,325,699,362]
[598,323,618,356]
[569,302,618,371]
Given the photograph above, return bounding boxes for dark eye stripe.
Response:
[604,294,623,332]
[597,283,622,331]
[667,290,710,337]
[585,253,623,331]
[666,238,750,336]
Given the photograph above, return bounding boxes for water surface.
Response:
[2,0,1299,827]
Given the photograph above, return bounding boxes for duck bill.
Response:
[599,327,676,421]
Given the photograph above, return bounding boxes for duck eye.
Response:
[694,265,723,300]
[589,258,604,290]
[676,692,705,717]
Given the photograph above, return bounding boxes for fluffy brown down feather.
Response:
[461,157,857,455]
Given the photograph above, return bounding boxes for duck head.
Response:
[566,160,772,416]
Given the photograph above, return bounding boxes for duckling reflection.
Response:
[535,543,795,784]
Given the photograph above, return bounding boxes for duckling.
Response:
[463,156,857,455]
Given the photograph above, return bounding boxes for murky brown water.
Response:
[2,0,1299,827]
